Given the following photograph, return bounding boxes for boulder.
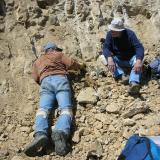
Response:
[123,105,149,118]
[106,102,121,114]
[77,87,98,104]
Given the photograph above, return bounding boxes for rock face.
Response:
[1,0,160,160]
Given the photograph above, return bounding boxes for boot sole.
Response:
[52,131,68,156]
[128,85,140,95]
[24,136,48,156]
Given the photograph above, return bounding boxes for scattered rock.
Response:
[72,128,84,143]
[65,0,74,15]
[49,15,59,26]
[106,102,121,114]
[77,87,98,104]
[86,141,103,159]
[36,0,48,9]
[132,114,144,120]
[0,80,9,94]
[76,1,90,21]
[123,104,150,118]
[123,118,136,126]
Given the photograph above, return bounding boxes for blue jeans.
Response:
[35,75,72,136]
[113,56,141,83]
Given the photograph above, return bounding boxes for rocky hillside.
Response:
[0,0,160,160]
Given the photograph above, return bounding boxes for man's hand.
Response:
[134,59,142,73]
[107,57,116,72]
[79,62,86,70]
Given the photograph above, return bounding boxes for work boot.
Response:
[24,132,48,156]
[51,130,69,156]
[114,74,122,82]
[128,82,140,95]
[114,75,129,85]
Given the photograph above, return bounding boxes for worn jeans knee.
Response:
[35,108,51,134]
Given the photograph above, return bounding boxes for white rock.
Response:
[123,119,136,126]
[106,102,121,114]
[72,128,84,143]
[77,87,98,104]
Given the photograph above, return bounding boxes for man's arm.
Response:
[103,32,116,72]
[103,32,113,58]
[130,32,144,72]
[61,53,85,71]
[130,32,144,61]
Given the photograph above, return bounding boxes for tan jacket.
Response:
[32,50,81,84]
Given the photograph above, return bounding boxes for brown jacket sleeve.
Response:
[61,53,82,70]
[32,62,40,84]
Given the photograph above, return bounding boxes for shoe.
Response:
[114,75,129,85]
[24,132,48,156]
[114,74,123,81]
[51,130,69,156]
[128,82,140,95]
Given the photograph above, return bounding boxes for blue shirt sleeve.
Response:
[130,31,144,60]
[103,32,112,59]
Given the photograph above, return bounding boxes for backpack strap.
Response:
[118,135,153,160]
[143,137,154,160]
[150,58,160,74]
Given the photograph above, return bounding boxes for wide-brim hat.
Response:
[44,42,63,52]
[108,18,125,31]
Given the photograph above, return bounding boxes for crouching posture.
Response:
[24,42,84,156]
[103,18,144,94]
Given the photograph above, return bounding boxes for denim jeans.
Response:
[35,75,72,136]
[113,56,141,83]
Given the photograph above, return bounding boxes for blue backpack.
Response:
[118,134,160,160]
[149,57,160,77]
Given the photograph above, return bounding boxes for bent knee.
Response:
[60,108,73,117]
[36,108,50,118]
